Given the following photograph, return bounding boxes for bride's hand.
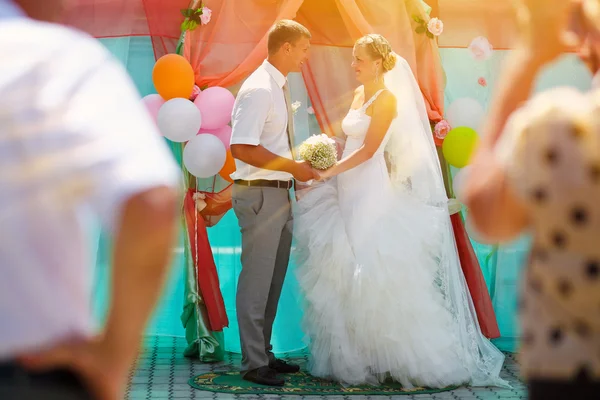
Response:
[316,168,334,181]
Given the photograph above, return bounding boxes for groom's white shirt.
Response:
[230,60,293,181]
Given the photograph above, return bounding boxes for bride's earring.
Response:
[374,67,379,83]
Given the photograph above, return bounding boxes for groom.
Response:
[229,20,316,386]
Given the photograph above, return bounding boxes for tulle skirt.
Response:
[293,157,505,388]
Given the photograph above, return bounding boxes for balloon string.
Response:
[211,175,217,194]
[194,176,199,312]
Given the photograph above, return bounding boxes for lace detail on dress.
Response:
[359,89,385,111]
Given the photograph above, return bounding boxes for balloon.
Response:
[446,98,484,131]
[194,87,235,130]
[219,150,236,183]
[183,134,227,178]
[442,127,479,168]
[452,166,471,203]
[200,125,232,149]
[141,94,165,124]
[152,54,195,101]
[157,98,202,143]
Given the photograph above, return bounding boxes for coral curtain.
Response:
[184,0,305,88]
[62,0,519,55]
[183,0,444,130]
[61,0,188,57]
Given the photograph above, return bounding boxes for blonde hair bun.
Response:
[355,34,396,71]
[383,52,397,72]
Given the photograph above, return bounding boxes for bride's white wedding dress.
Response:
[293,55,507,389]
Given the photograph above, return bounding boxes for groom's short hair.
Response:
[267,20,311,56]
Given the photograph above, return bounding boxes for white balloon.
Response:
[183,134,227,178]
[452,165,471,203]
[157,98,202,142]
[446,98,484,131]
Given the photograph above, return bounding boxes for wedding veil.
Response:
[384,53,509,387]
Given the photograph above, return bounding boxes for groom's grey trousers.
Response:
[231,182,294,374]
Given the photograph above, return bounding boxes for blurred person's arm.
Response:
[72,47,181,374]
[103,186,178,368]
[463,0,577,242]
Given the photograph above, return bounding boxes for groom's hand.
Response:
[290,160,315,182]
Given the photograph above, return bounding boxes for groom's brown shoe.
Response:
[243,366,285,386]
[269,359,301,374]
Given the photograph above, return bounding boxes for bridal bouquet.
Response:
[298,134,338,170]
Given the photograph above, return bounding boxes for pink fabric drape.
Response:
[182,0,444,135]
[60,0,518,57]
[184,0,305,88]
[61,0,188,57]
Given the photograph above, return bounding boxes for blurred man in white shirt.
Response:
[0,1,180,399]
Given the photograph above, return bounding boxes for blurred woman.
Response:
[464,1,600,399]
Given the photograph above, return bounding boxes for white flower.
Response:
[192,192,206,200]
[291,101,301,114]
[468,36,493,61]
[298,134,337,170]
[200,7,212,25]
[306,106,314,115]
[427,17,444,36]
[193,192,207,211]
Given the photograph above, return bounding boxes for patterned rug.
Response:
[188,371,458,395]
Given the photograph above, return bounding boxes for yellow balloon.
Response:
[442,127,479,168]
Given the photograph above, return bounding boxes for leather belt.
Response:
[234,179,294,190]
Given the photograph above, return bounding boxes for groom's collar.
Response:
[262,60,287,88]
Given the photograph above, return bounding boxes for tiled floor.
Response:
[127,336,526,400]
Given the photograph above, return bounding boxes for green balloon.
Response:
[442,126,479,168]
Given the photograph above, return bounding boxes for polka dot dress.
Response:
[496,87,600,381]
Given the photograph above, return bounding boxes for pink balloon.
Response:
[141,94,165,124]
[199,125,232,150]
[194,87,235,130]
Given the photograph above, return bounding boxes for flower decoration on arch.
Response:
[413,15,443,39]
[180,2,212,32]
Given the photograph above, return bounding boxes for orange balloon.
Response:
[152,54,195,100]
[219,150,236,183]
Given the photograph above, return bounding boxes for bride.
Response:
[293,34,507,389]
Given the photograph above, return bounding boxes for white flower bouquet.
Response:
[298,134,338,170]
